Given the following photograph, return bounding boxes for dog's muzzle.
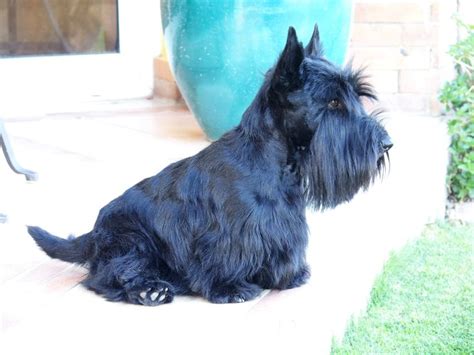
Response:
[382,137,393,153]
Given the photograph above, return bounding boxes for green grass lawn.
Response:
[332,221,474,354]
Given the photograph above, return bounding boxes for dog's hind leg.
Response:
[83,251,186,306]
[122,277,174,306]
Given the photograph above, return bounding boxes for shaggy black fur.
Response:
[28,24,392,306]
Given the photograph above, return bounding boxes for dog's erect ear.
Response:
[305,24,322,57]
[271,27,304,92]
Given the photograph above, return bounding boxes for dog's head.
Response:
[264,24,392,209]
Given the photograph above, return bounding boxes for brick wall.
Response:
[349,0,461,115]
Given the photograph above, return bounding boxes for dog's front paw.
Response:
[208,283,262,304]
[286,265,311,289]
[209,293,246,304]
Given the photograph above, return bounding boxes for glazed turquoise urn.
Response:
[161,0,354,140]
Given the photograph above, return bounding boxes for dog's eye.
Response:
[328,99,342,110]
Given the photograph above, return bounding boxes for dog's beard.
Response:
[301,116,387,210]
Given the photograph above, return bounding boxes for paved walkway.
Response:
[0,99,450,355]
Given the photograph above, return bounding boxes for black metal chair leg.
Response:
[0,119,38,181]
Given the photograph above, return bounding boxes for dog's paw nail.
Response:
[164,287,169,292]
[230,295,245,303]
[158,294,166,302]
[139,291,147,299]
[150,292,159,301]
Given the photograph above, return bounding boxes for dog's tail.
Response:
[27,226,93,264]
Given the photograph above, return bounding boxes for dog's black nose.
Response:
[382,137,393,152]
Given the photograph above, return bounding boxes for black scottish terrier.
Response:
[28,24,392,306]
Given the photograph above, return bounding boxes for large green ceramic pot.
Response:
[161,0,354,140]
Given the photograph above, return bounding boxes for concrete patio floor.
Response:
[1,99,449,355]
